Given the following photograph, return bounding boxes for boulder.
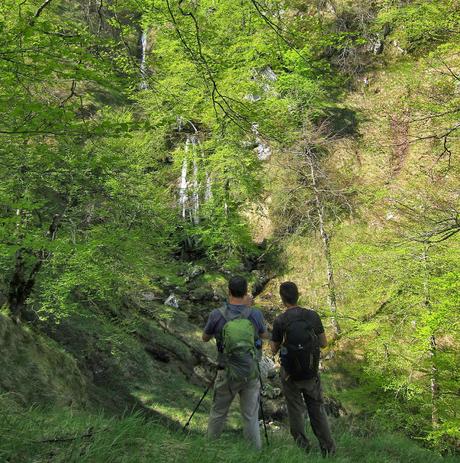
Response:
[258,356,277,380]
[141,292,161,302]
[262,398,288,421]
[324,395,347,418]
[185,265,205,282]
[164,294,179,309]
[188,285,217,303]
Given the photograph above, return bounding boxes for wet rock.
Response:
[184,265,205,282]
[262,384,282,400]
[259,356,277,380]
[260,66,277,81]
[324,396,347,418]
[262,398,288,421]
[164,294,179,309]
[141,292,161,302]
[251,271,274,298]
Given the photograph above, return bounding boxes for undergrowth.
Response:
[1,398,459,463]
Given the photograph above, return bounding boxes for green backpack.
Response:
[219,305,258,382]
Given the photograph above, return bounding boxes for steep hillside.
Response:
[1,0,459,460]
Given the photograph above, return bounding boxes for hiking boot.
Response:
[321,447,336,458]
[295,437,311,454]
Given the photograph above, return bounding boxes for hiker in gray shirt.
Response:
[202,275,269,449]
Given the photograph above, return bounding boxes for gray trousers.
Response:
[281,368,335,454]
[208,370,261,450]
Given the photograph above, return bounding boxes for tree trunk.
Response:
[7,213,61,322]
[422,243,439,429]
[307,150,341,337]
[7,249,42,323]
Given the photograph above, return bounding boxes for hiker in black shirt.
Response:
[271,281,336,457]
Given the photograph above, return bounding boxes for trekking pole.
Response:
[257,362,270,446]
[182,369,218,433]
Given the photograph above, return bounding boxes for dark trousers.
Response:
[281,368,336,454]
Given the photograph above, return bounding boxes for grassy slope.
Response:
[3,393,460,463]
[3,292,458,462]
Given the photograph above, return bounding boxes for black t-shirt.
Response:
[272,307,324,344]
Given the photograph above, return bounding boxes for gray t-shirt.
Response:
[204,303,267,361]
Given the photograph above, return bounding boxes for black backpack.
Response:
[281,312,320,380]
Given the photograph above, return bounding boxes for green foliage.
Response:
[377,1,460,53]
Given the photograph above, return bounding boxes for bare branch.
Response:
[33,0,53,19]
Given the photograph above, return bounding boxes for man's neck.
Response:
[285,303,298,311]
[229,296,246,305]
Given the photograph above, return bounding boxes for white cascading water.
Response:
[140,30,148,90]
[205,172,212,201]
[179,133,204,222]
[177,122,216,222]
[191,159,200,224]
[179,157,188,219]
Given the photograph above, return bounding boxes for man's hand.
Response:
[259,331,270,340]
[202,333,212,342]
[270,341,280,355]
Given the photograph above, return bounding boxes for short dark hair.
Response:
[228,275,248,298]
[280,281,299,305]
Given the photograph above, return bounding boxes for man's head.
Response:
[279,281,299,307]
[228,275,248,299]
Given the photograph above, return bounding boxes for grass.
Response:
[2,396,459,463]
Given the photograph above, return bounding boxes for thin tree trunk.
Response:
[307,150,341,337]
[8,249,42,323]
[7,213,61,322]
[422,243,439,428]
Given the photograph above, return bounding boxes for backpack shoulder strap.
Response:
[240,306,251,319]
[218,304,230,322]
[285,307,311,325]
[219,305,252,321]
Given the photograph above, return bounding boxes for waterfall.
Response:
[140,30,148,89]
[205,172,212,201]
[192,159,200,224]
[179,158,188,219]
[252,123,271,161]
[177,125,214,222]
[179,133,204,222]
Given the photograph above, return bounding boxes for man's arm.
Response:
[314,311,328,348]
[270,317,282,355]
[202,310,217,343]
[318,332,327,348]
